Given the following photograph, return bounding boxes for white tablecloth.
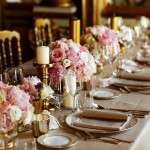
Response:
[18,59,150,150]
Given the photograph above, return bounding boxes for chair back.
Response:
[34,18,52,46]
[0,30,22,70]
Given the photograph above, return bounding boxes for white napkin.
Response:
[42,110,62,129]
[116,72,150,81]
[73,109,131,131]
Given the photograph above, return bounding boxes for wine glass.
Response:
[7,66,24,85]
[49,74,64,121]
[0,70,9,84]
[64,71,83,112]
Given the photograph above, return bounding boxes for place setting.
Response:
[65,109,137,134]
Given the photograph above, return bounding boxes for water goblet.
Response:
[7,66,24,85]
[49,74,64,121]
[0,70,9,84]
[64,71,83,112]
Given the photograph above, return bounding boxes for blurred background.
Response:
[0,0,150,63]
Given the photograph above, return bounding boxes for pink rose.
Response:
[50,48,66,62]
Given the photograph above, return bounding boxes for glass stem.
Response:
[72,95,76,113]
[58,101,61,120]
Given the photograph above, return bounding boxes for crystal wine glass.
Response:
[7,66,24,85]
[0,70,9,84]
[49,74,64,121]
[64,71,83,112]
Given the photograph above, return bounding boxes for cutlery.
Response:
[84,131,119,144]
[84,131,133,144]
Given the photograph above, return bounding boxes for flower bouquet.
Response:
[48,38,96,83]
[0,81,34,149]
[0,81,34,129]
[80,25,120,75]
[48,38,96,108]
[81,25,120,63]
[19,76,54,114]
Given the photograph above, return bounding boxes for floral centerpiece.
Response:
[81,25,120,60]
[19,76,54,102]
[0,76,54,129]
[48,38,96,82]
[0,81,34,129]
[19,76,54,114]
[48,38,96,109]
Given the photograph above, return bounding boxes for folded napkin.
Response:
[72,109,131,131]
[116,72,150,81]
[81,109,128,121]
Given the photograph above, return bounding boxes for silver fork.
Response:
[85,131,133,144]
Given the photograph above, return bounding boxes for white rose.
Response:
[89,58,97,73]
[63,59,71,68]
[40,85,54,100]
[0,90,6,104]
[80,52,88,63]
[23,108,34,125]
[69,42,80,53]
[9,105,22,123]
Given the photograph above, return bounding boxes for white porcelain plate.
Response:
[66,112,137,134]
[91,89,121,100]
[37,133,78,149]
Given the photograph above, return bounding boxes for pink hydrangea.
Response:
[19,76,41,101]
[7,86,30,111]
[0,83,33,128]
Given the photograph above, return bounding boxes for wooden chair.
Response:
[0,30,22,70]
[34,18,53,46]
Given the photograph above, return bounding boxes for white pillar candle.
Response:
[36,46,50,64]
[63,92,74,108]
[63,74,76,108]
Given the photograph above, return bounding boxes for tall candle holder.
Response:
[33,62,54,111]
[33,62,53,85]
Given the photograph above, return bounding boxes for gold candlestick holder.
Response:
[33,62,54,112]
[33,62,53,85]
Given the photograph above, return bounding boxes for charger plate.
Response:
[66,112,137,134]
[37,133,78,149]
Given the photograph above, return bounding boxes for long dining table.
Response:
[16,59,150,150]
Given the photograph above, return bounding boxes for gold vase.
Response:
[0,123,18,150]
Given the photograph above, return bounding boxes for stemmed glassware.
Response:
[49,73,64,121]
[64,70,83,112]
[7,66,24,85]
[0,70,9,84]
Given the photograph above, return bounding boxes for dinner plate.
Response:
[66,112,137,134]
[91,89,121,100]
[37,133,78,149]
